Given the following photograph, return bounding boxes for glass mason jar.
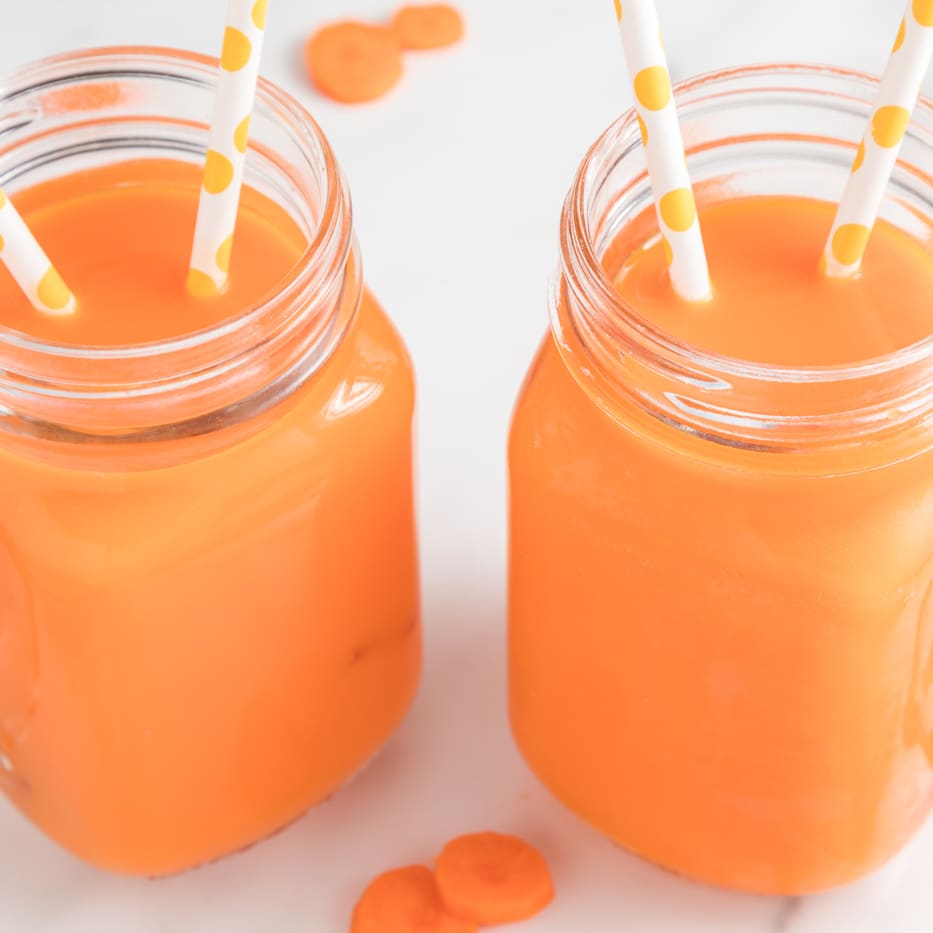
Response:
[0,48,420,875]
[509,65,933,895]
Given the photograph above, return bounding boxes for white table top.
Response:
[1,1,931,930]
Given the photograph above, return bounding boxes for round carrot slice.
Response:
[351,865,478,933]
[435,832,554,925]
[306,22,404,104]
[391,5,465,51]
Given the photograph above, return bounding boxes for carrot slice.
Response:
[351,865,478,933]
[306,22,404,104]
[435,832,554,925]
[391,5,465,51]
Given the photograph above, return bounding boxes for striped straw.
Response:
[0,185,75,315]
[823,0,933,278]
[188,0,269,297]
[612,0,711,302]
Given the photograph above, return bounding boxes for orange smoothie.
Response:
[510,194,933,893]
[0,160,420,874]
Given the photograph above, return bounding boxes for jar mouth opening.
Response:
[0,45,348,361]
[569,62,933,387]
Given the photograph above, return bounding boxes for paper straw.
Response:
[0,185,75,315]
[612,0,711,302]
[188,0,269,296]
[823,0,933,278]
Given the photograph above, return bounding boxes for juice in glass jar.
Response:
[0,48,420,876]
[509,66,933,895]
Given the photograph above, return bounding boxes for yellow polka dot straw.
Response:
[0,185,75,315]
[823,0,933,278]
[612,0,711,302]
[188,0,270,297]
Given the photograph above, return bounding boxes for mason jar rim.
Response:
[0,44,349,362]
[563,61,933,387]
[553,62,933,459]
[0,45,362,455]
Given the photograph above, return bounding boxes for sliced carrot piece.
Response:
[391,4,465,51]
[306,21,404,104]
[435,832,555,925]
[351,865,478,933]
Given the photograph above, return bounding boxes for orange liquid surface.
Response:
[0,161,420,874]
[0,160,304,345]
[613,195,932,365]
[510,195,933,893]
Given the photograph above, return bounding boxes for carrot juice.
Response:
[0,50,419,876]
[509,67,933,894]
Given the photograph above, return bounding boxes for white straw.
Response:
[823,0,933,278]
[613,0,711,302]
[0,185,75,315]
[188,0,269,296]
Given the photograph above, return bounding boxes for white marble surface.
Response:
[1,1,931,930]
